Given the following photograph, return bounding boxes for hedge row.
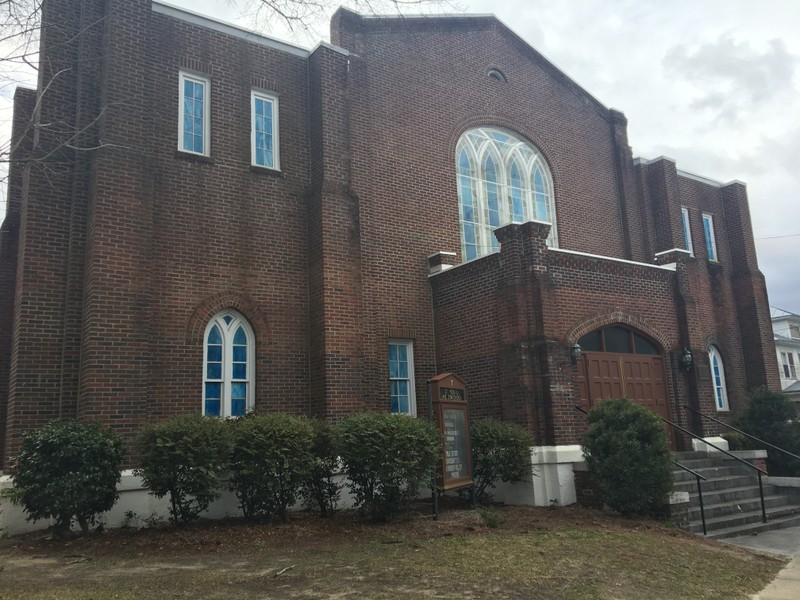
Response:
[4,413,534,532]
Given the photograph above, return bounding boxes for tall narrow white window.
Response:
[389,340,416,416]
[179,72,210,156]
[203,310,254,417]
[708,346,729,411]
[702,213,718,261]
[251,91,280,170]
[681,207,694,256]
[456,128,556,260]
[781,352,797,379]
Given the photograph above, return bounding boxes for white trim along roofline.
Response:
[633,156,746,188]
[152,1,350,58]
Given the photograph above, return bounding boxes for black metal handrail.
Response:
[671,460,708,535]
[683,404,800,462]
[574,405,709,534]
[657,415,768,524]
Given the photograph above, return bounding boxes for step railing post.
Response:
[758,471,767,524]
[696,474,707,535]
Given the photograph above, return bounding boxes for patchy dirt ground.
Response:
[0,504,786,599]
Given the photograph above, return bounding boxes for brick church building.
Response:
[0,1,780,501]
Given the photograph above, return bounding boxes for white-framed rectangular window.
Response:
[251,91,279,170]
[782,352,797,379]
[681,207,694,256]
[179,72,210,156]
[702,213,718,261]
[389,340,416,416]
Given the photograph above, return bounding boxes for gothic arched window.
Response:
[456,128,556,260]
[203,310,255,417]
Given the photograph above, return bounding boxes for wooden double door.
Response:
[578,351,674,447]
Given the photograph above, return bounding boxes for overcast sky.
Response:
[1,0,798,313]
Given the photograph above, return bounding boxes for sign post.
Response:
[429,373,473,519]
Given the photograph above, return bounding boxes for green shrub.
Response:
[582,398,673,517]
[738,387,800,476]
[135,415,232,525]
[228,413,315,521]
[338,412,440,521]
[470,418,534,504]
[300,418,342,517]
[721,431,750,451]
[3,420,124,535]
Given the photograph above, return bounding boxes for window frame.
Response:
[250,90,280,170]
[708,346,729,411]
[681,207,694,256]
[781,351,797,379]
[388,339,416,416]
[178,71,211,156]
[702,212,718,262]
[202,310,255,418]
[456,127,557,261]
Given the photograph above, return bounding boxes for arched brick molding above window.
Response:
[564,308,672,353]
[186,291,270,345]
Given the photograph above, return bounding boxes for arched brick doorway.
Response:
[576,324,674,447]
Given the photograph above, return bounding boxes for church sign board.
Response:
[429,373,473,491]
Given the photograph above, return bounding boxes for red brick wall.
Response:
[0,3,779,466]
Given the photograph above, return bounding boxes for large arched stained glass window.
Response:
[203,310,255,417]
[456,128,556,260]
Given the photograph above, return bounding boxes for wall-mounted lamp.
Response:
[570,342,582,365]
[680,347,693,373]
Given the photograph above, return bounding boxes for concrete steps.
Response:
[673,451,800,539]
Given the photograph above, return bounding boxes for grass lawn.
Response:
[0,504,786,599]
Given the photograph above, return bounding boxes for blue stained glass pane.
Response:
[194,82,204,100]
[464,223,476,244]
[233,327,246,345]
[255,98,263,117]
[184,97,192,117]
[389,344,398,362]
[462,202,474,223]
[232,382,246,399]
[394,380,408,397]
[396,345,407,362]
[256,132,264,149]
[263,116,272,135]
[207,345,222,362]
[391,396,399,413]
[398,397,409,413]
[233,346,246,362]
[222,315,233,325]
[205,399,220,416]
[256,148,265,166]
[184,80,192,97]
[205,382,221,399]
[459,149,471,174]
[265,151,273,168]
[194,135,203,153]
[206,363,221,379]
[193,117,203,135]
[232,399,246,417]
[208,326,222,345]
[534,168,545,193]
[195,102,203,119]
[233,363,246,380]
[466,244,477,261]
[264,136,272,153]
[535,193,548,221]
[183,132,192,150]
[485,155,497,179]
